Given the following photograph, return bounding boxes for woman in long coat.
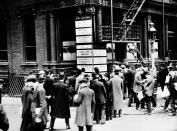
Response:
[75,79,95,131]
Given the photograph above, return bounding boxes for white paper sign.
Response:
[94,57,107,64]
[75,20,92,28]
[76,36,92,43]
[93,50,106,56]
[77,58,93,64]
[77,50,92,57]
[76,45,92,49]
[76,28,92,36]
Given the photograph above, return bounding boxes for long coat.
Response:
[20,82,34,131]
[31,83,48,125]
[51,81,70,118]
[75,87,95,126]
[0,104,9,131]
[110,75,123,110]
[144,75,155,96]
[133,72,144,93]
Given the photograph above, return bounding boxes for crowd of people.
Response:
[1,62,176,131]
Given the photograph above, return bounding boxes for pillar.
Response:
[50,13,56,63]
[97,7,102,42]
[142,15,149,59]
[164,17,168,60]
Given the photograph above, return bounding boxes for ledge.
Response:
[42,61,58,66]
[20,62,38,66]
[0,62,9,66]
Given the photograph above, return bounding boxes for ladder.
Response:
[120,0,146,62]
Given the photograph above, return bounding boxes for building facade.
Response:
[0,0,177,76]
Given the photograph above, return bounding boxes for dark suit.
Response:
[20,83,34,131]
[0,104,9,131]
[50,80,70,130]
[90,79,107,124]
[43,76,54,113]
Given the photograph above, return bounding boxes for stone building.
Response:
[0,0,177,77]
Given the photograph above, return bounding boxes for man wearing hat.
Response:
[90,72,107,124]
[110,68,124,117]
[50,74,71,130]
[75,78,95,131]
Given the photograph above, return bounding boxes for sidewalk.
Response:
[1,96,176,131]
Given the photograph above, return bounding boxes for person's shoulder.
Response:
[0,104,3,110]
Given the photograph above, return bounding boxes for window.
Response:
[23,14,36,61]
[0,20,8,62]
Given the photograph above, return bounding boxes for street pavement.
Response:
[1,96,177,131]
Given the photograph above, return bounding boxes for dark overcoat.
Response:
[51,81,70,118]
[0,104,9,131]
[20,83,34,131]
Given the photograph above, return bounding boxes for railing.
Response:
[98,24,141,42]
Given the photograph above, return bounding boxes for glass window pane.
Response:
[26,47,36,61]
[0,51,8,61]
[24,15,36,46]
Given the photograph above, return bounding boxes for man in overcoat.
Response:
[90,72,107,124]
[31,76,48,131]
[75,78,95,131]
[0,104,9,131]
[133,68,146,109]
[50,74,71,130]
[110,67,124,117]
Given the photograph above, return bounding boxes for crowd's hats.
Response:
[38,76,45,82]
[167,65,173,69]
[26,75,37,81]
[38,70,45,75]
[120,65,126,69]
[79,78,88,84]
[115,66,121,71]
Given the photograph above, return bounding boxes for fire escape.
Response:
[99,0,146,62]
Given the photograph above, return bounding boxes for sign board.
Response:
[76,28,92,36]
[75,19,92,28]
[94,64,107,72]
[77,65,93,72]
[76,36,92,43]
[93,50,106,56]
[77,50,92,57]
[77,58,93,64]
[76,45,92,49]
[94,57,107,64]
